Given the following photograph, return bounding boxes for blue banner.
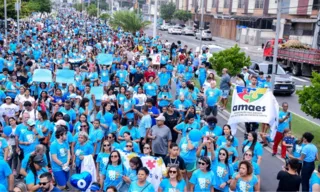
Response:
[90,86,103,100]
[32,69,52,83]
[56,69,75,84]
[96,53,113,65]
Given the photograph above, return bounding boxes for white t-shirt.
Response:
[133,93,147,107]
[19,109,39,121]
[0,103,19,118]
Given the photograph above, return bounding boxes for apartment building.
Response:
[173,0,319,45]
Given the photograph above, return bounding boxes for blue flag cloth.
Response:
[96,53,113,65]
[56,69,75,84]
[90,86,103,100]
[32,69,52,83]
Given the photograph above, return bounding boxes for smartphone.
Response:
[287,112,291,116]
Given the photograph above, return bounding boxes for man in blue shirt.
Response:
[272,102,292,156]
[134,105,152,151]
[204,81,222,117]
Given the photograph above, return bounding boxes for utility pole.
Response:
[199,0,204,54]
[271,0,281,92]
[16,0,21,45]
[312,11,320,49]
[111,0,114,14]
[97,0,100,17]
[153,0,158,37]
[148,0,151,21]
[4,0,7,39]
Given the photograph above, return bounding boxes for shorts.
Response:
[221,90,230,98]
[205,105,218,116]
[185,162,197,172]
[53,170,69,187]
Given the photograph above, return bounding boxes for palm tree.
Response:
[109,11,151,33]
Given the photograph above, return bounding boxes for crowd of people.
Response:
[0,6,318,192]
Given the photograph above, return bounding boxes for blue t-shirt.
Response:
[143,82,158,96]
[138,115,152,138]
[0,138,8,160]
[74,141,94,166]
[212,161,233,192]
[292,142,306,159]
[119,126,141,140]
[0,160,12,190]
[21,153,48,171]
[158,72,171,86]
[309,172,320,192]
[179,137,199,163]
[232,161,260,176]
[176,122,200,137]
[205,88,222,106]
[189,169,216,192]
[159,178,186,192]
[96,152,110,173]
[242,140,263,163]
[50,140,69,172]
[123,98,136,119]
[232,172,258,192]
[120,141,140,153]
[25,168,48,191]
[277,111,292,133]
[116,70,128,84]
[128,181,154,192]
[158,92,172,107]
[216,145,238,164]
[302,143,318,162]
[19,128,44,155]
[216,135,239,148]
[89,128,104,155]
[201,125,223,138]
[102,164,127,190]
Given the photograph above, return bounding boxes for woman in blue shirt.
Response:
[6,76,20,98]
[217,135,239,164]
[96,140,111,182]
[190,156,216,192]
[230,160,259,192]
[289,137,305,174]
[198,63,207,87]
[242,131,263,165]
[216,124,239,148]
[116,86,126,108]
[121,157,143,191]
[212,148,234,192]
[96,102,114,134]
[143,76,158,98]
[174,114,200,137]
[128,167,155,192]
[157,86,172,111]
[101,150,127,191]
[232,149,261,178]
[310,170,320,192]
[25,154,48,192]
[159,166,187,192]
[72,131,94,173]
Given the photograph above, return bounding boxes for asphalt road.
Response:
[156,29,320,125]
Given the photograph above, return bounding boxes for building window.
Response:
[212,0,216,8]
[238,0,244,8]
[224,0,229,8]
[255,0,264,9]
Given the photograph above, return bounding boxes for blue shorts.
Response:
[221,90,230,98]
[53,170,69,187]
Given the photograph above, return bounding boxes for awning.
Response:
[231,15,275,21]
[289,18,317,23]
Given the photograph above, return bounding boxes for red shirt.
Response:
[179,54,186,62]
[144,71,156,82]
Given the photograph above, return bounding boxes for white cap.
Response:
[155,115,166,121]
[55,120,66,126]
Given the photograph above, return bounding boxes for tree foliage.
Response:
[73,3,83,12]
[109,11,151,33]
[173,10,192,22]
[209,45,251,76]
[160,2,176,21]
[297,71,320,119]
[87,4,98,17]
[99,13,110,21]
[0,0,51,20]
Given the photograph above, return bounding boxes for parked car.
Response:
[195,30,212,40]
[168,26,182,35]
[248,61,295,95]
[182,27,195,36]
[160,24,170,31]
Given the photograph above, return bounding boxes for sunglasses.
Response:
[169,170,177,174]
[39,181,49,186]
[143,147,150,149]
[126,145,133,148]
[198,161,206,166]
[80,125,87,127]
[104,144,110,147]
[111,155,118,158]
[245,153,253,157]
[219,153,226,156]
[108,136,113,139]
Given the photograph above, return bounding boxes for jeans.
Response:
[301,161,315,191]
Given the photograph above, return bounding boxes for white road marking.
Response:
[291,76,309,83]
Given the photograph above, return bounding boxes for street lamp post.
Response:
[199,0,204,57]
[271,0,282,92]
[97,0,100,17]
[16,0,21,44]
[152,0,158,37]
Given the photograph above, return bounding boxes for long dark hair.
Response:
[26,154,41,185]
[218,148,229,165]
[129,157,143,174]
[242,131,258,153]
[79,98,90,109]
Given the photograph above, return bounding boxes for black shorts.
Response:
[205,105,218,116]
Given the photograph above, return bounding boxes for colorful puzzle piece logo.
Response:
[236,87,266,103]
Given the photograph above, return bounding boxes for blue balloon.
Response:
[135,98,139,104]
[3,126,12,136]
[70,171,92,191]
[189,129,202,142]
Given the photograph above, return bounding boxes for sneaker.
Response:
[272,153,276,156]
[15,174,23,180]
[65,185,70,191]
[263,144,268,147]
[260,141,264,144]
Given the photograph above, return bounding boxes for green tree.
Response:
[209,44,251,76]
[160,2,176,21]
[297,72,320,119]
[31,0,51,14]
[109,11,151,33]
[87,4,98,17]
[173,10,192,22]
[73,3,83,12]
[100,13,110,21]
[0,0,33,19]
